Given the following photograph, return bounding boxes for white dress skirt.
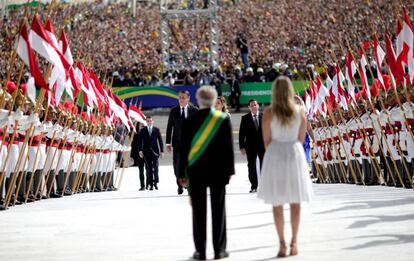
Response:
[258,107,313,206]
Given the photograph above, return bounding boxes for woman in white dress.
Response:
[258,76,313,257]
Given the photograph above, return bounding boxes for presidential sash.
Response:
[188,109,227,167]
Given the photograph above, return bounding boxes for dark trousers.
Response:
[107,171,115,188]
[145,155,159,188]
[228,92,240,111]
[66,171,75,191]
[137,157,146,188]
[45,170,55,194]
[101,172,109,190]
[5,172,26,199]
[26,171,34,196]
[341,162,349,182]
[401,158,412,187]
[32,169,42,196]
[173,148,182,188]
[362,159,376,184]
[411,159,414,186]
[190,183,227,255]
[81,173,88,190]
[4,172,25,200]
[94,172,102,191]
[384,157,403,186]
[57,170,65,192]
[5,176,14,201]
[329,164,339,183]
[312,162,320,182]
[247,151,263,190]
[16,171,26,198]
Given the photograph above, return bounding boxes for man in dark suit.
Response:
[179,86,234,260]
[166,90,198,195]
[227,73,241,112]
[239,99,265,193]
[138,116,164,190]
[131,123,148,191]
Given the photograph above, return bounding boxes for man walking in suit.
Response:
[228,73,241,112]
[131,123,148,191]
[166,90,198,195]
[179,86,234,260]
[139,116,164,190]
[239,99,265,193]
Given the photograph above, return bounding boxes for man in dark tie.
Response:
[166,90,198,195]
[239,99,265,193]
[138,116,164,190]
[179,86,234,260]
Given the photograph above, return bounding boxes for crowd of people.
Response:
[0,0,410,86]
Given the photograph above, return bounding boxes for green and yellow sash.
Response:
[188,109,227,167]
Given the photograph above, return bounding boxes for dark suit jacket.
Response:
[138,126,164,158]
[179,108,235,186]
[166,104,198,149]
[239,112,265,154]
[130,131,141,162]
[227,78,241,95]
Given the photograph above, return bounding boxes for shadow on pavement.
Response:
[314,197,414,215]
[344,234,414,250]
[228,222,273,231]
[347,214,414,229]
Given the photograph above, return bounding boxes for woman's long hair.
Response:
[217,96,229,113]
[271,76,296,126]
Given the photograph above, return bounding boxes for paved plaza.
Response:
[0,112,414,261]
[0,163,414,261]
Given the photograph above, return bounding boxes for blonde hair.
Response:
[217,96,229,113]
[271,76,296,126]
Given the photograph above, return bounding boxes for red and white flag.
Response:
[75,63,93,109]
[332,65,348,110]
[373,34,386,89]
[129,105,147,126]
[45,18,59,50]
[385,32,405,88]
[29,15,70,76]
[16,22,47,98]
[314,76,328,116]
[107,91,132,131]
[400,6,414,80]
[345,51,357,101]
[359,46,371,101]
[58,29,73,66]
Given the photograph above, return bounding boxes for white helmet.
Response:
[272,63,281,70]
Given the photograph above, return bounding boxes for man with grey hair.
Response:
[179,86,235,260]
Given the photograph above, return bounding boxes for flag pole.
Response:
[354,39,405,186]
[307,115,329,183]
[344,38,396,185]
[306,73,356,183]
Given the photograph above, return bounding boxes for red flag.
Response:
[58,29,74,65]
[385,33,405,86]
